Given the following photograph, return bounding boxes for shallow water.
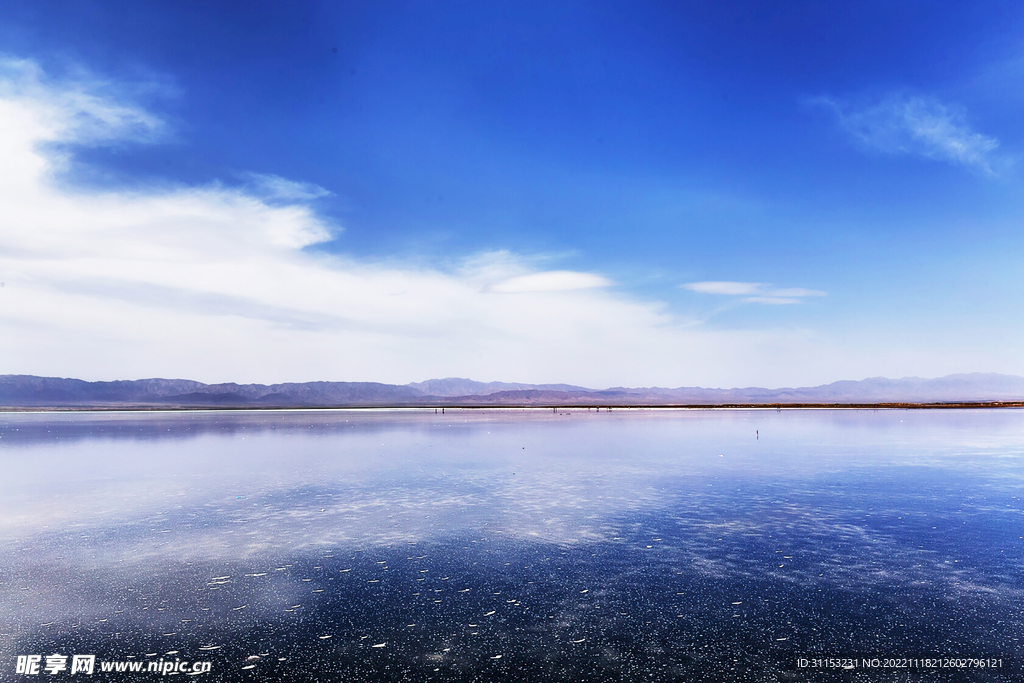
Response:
[1,408,1022,681]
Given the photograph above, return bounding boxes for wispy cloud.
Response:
[682,281,826,305]
[811,93,1002,174]
[243,173,332,202]
[0,57,164,146]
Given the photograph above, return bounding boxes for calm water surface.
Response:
[1,408,1022,681]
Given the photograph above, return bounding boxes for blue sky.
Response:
[1,1,1022,386]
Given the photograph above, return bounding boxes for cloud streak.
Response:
[812,93,1002,174]
[489,271,611,293]
[683,281,826,305]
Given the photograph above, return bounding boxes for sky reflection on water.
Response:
[1,409,1022,681]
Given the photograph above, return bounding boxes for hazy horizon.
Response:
[5,370,1024,391]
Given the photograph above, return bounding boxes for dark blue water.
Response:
[1,409,1022,681]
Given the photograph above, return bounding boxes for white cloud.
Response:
[682,281,826,305]
[1,59,980,388]
[812,93,1002,174]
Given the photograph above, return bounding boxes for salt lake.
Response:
[1,408,1022,681]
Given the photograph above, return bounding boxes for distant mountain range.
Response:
[2,373,1023,408]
